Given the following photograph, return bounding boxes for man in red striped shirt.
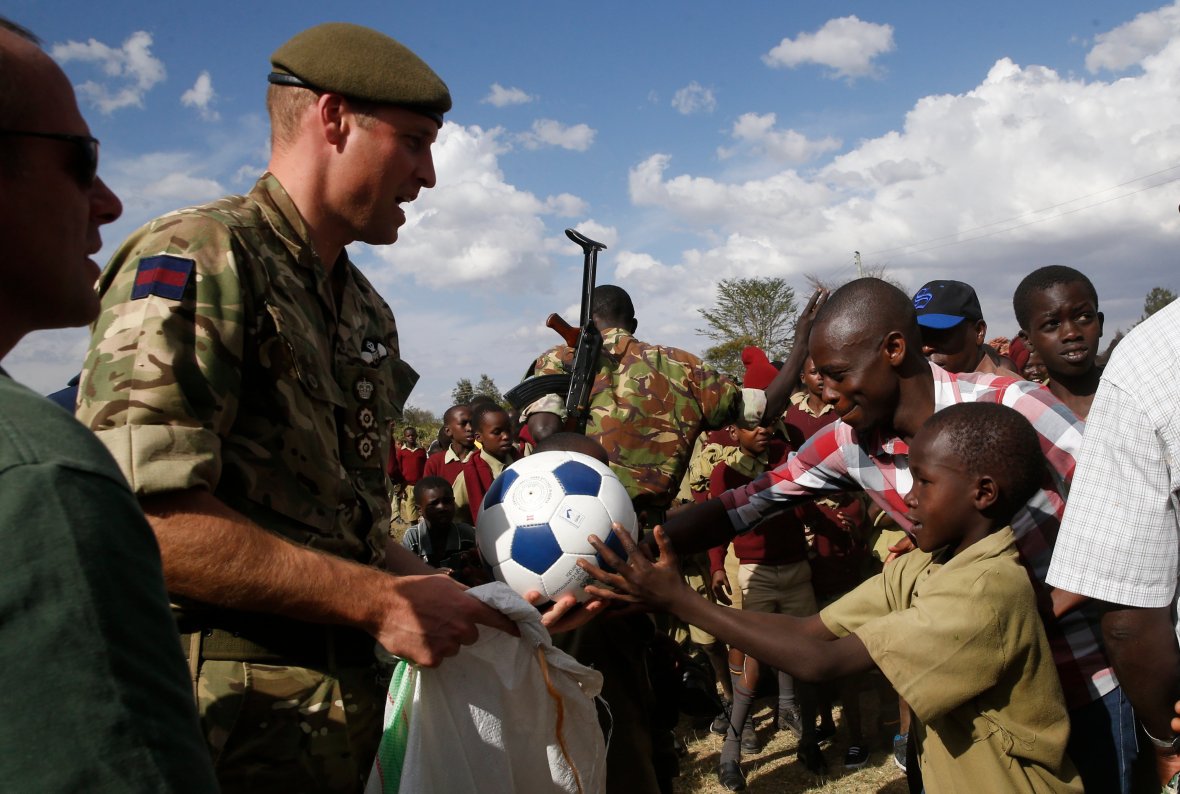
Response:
[657,277,1132,793]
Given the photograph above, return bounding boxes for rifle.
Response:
[505,229,607,434]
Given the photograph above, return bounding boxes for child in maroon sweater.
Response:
[707,424,825,785]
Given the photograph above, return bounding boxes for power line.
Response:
[861,163,1180,258]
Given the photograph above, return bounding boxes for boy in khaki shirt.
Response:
[583,402,1081,793]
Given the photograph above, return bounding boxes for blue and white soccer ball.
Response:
[476,450,638,603]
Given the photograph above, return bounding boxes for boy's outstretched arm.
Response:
[580,526,874,682]
[652,499,736,557]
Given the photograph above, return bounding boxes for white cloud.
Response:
[370,123,586,291]
[628,41,1180,344]
[517,119,596,151]
[718,112,842,163]
[671,82,717,115]
[763,15,895,81]
[544,193,589,217]
[52,30,165,113]
[102,151,225,224]
[181,71,219,121]
[483,83,536,107]
[1086,0,1180,72]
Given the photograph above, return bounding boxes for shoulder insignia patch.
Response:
[131,254,194,301]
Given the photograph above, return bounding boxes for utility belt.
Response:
[178,612,376,670]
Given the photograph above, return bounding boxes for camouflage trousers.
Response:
[197,660,384,794]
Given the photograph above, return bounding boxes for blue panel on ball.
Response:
[551,460,601,496]
[594,528,628,573]
[512,523,565,575]
[482,468,518,511]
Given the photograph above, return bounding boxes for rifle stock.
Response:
[545,313,579,348]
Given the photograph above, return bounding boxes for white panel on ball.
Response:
[476,450,638,603]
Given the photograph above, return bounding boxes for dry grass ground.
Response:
[673,695,907,794]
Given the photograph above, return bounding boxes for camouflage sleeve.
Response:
[680,353,751,430]
[520,345,571,421]
[530,345,570,377]
[76,212,246,495]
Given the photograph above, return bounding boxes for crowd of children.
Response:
[386,265,1165,793]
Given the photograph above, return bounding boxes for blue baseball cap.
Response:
[912,280,983,329]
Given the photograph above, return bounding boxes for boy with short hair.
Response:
[389,425,427,525]
[587,402,1083,793]
[423,403,476,484]
[397,476,483,586]
[1013,266,1104,419]
[453,403,519,524]
[707,424,822,784]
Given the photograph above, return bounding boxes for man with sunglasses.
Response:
[0,17,219,791]
[76,23,515,793]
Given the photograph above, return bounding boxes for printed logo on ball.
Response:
[510,476,553,512]
[556,505,586,530]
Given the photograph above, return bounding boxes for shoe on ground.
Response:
[844,744,869,769]
[717,760,747,791]
[893,733,908,772]
[798,740,828,775]
[740,717,760,754]
[711,703,732,736]
[777,705,803,738]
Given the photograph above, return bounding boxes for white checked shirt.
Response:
[1048,298,1180,639]
[717,362,1116,708]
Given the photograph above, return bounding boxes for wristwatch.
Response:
[1143,722,1180,755]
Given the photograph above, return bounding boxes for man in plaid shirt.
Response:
[658,278,1132,793]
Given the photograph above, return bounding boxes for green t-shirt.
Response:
[821,528,1081,794]
[0,370,216,791]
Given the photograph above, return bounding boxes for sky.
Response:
[7,0,1180,415]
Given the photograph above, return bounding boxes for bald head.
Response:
[812,278,921,351]
[0,18,123,357]
[533,432,610,465]
[0,19,50,135]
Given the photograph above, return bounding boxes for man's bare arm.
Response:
[648,498,735,558]
[1101,604,1180,785]
[142,488,517,666]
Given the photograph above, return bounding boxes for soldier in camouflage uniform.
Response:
[76,23,514,794]
[525,284,822,794]
[524,284,824,502]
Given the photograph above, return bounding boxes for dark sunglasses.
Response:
[0,130,100,186]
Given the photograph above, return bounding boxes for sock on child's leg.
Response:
[777,669,796,712]
[721,679,755,764]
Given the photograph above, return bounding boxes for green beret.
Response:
[269,22,451,125]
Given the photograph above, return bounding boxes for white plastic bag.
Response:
[366,582,607,794]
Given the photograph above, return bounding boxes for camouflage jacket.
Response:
[77,173,417,565]
[530,327,761,500]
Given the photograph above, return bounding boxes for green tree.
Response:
[452,378,474,405]
[697,278,798,375]
[1141,286,1177,322]
[451,374,505,407]
[474,374,505,406]
[392,404,441,449]
[702,334,759,381]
